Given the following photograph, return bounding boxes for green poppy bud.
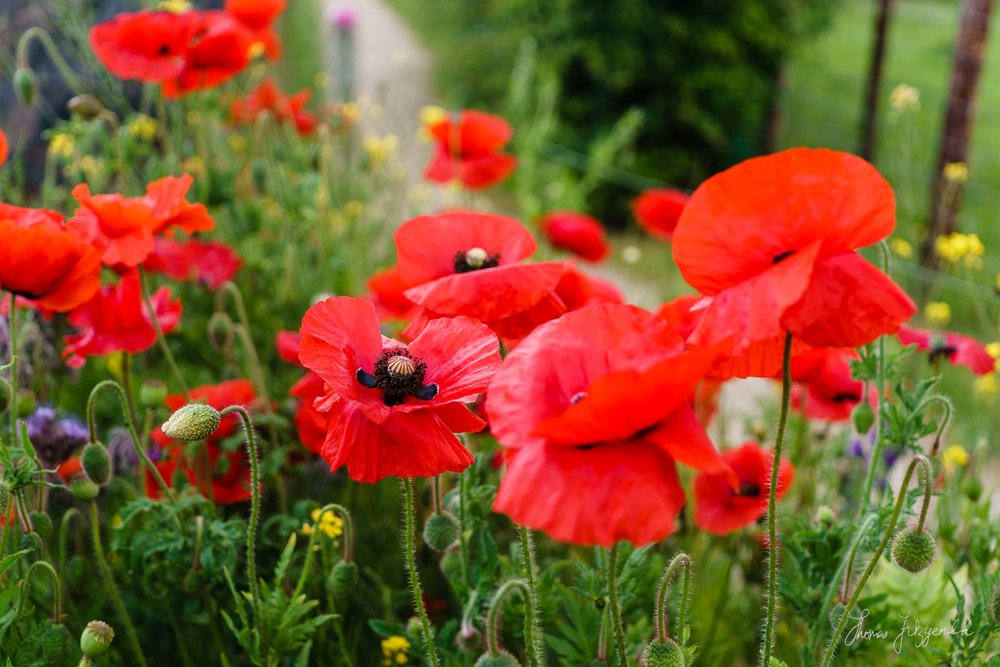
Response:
[139,380,168,408]
[80,620,115,657]
[851,402,875,435]
[82,442,113,486]
[67,94,104,121]
[963,476,983,502]
[13,68,36,106]
[16,390,36,417]
[161,403,221,442]
[20,531,43,561]
[0,480,10,516]
[474,651,521,667]
[642,639,686,667]
[41,623,72,661]
[440,547,462,584]
[70,477,100,501]
[423,512,460,552]
[891,527,936,573]
[327,560,358,598]
[815,505,835,525]
[990,583,1000,625]
[28,510,52,540]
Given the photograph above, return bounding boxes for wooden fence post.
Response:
[859,0,895,162]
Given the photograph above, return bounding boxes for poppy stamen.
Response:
[831,392,861,403]
[738,481,761,497]
[454,247,500,273]
[772,250,796,264]
[359,348,439,406]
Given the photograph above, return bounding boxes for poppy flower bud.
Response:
[990,583,1000,625]
[851,402,875,435]
[140,380,168,408]
[815,505,835,526]
[29,510,52,540]
[67,94,105,121]
[80,620,115,657]
[440,547,462,583]
[423,512,460,552]
[171,466,189,492]
[474,651,520,667]
[327,560,358,598]
[13,67,36,106]
[642,639,686,666]
[41,623,72,661]
[0,480,10,516]
[891,527,936,573]
[456,620,481,652]
[82,442,113,486]
[71,477,100,501]
[162,403,221,442]
[963,476,983,502]
[20,531,43,561]
[15,390,36,418]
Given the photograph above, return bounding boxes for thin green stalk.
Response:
[654,553,693,642]
[820,455,933,667]
[9,293,17,444]
[484,579,532,656]
[761,332,794,666]
[15,27,87,95]
[458,467,471,592]
[13,561,61,623]
[401,478,441,667]
[89,501,148,667]
[517,524,544,667]
[137,265,189,398]
[608,543,628,666]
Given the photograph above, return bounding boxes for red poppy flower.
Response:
[147,379,258,504]
[554,263,624,311]
[672,148,916,379]
[788,348,865,422]
[144,237,241,289]
[276,330,302,364]
[225,0,285,60]
[0,128,8,166]
[89,10,199,83]
[161,12,252,99]
[424,110,517,189]
[275,330,329,455]
[366,266,417,323]
[694,442,794,535]
[63,271,182,368]
[298,296,501,483]
[656,295,723,425]
[230,78,316,135]
[539,211,609,262]
[898,325,995,375]
[0,210,101,312]
[487,303,733,546]
[395,211,566,340]
[144,174,215,236]
[632,188,689,241]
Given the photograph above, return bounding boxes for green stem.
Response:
[9,293,17,445]
[294,503,353,599]
[820,455,933,667]
[920,395,952,457]
[15,27,87,95]
[484,579,532,656]
[89,500,148,667]
[137,266,189,398]
[517,524,544,667]
[401,478,441,667]
[654,552,693,642]
[608,543,628,666]
[458,467,471,593]
[14,560,61,623]
[859,333,887,509]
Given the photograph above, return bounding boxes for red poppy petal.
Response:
[430,403,487,433]
[484,290,567,341]
[645,403,733,478]
[782,252,915,348]
[299,297,385,402]
[407,316,501,404]
[494,441,686,546]
[276,331,302,365]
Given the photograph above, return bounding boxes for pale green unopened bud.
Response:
[474,651,520,667]
[80,620,114,657]
[423,512,460,552]
[16,390,36,417]
[13,68,36,106]
[851,402,875,434]
[891,527,936,573]
[82,442,113,486]
[642,639,685,667]
[162,403,221,441]
[29,510,52,540]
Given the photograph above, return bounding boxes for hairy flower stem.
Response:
[484,579,532,656]
[8,294,17,445]
[820,455,933,667]
[858,335,887,510]
[401,478,441,667]
[761,332,793,666]
[220,406,262,634]
[517,524,544,667]
[14,561,61,623]
[15,27,87,95]
[89,500,149,667]
[654,552,693,642]
[137,265,189,398]
[608,543,628,666]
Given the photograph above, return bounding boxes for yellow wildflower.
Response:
[381,635,410,665]
[974,374,999,397]
[420,105,447,129]
[248,41,267,60]
[889,84,920,114]
[344,200,366,218]
[158,0,191,12]
[340,102,360,125]
[934,232,984,267]
[942,444,969,470]
[890,237,913,260]
[924,301,951,326]
[48,133,75,159]
[181,156,205,178]
[126,114,158,142]
[363,134,398,166]
[111,515,124,529]
[944,162,969,184]
[310,508,344,539]
[79,156,105,182]
[300,523,314,537]
[986,342,1000,360]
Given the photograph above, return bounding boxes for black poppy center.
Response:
[831,392,861,403]
[453,247,500,273]
[356,348,438,407]
[772,250,796,264]
[928,345,957,364]
[738,481,761,497]
[157,44,171,56]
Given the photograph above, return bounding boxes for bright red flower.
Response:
[488,303,733,546]
[424,110,517,189]
[539,211,609,262]
[0,128,8,166]
[298,297,501,483]
[230,78,316,135]
[89,10,199,83]
[275,330,328,455]
[694,442,794,535]
[161,12,252,99]
[672,148,916,379]
[554,263,624,311]
[898,325,995,375]
[276,330,302,364]
[225,0,285,60]
[0,210,101,312]
[656,294,704,341]
[144,237,241,289]
[366,266,418,323]
[147,379,258,504]
[63,271,181,368]
[788,348,865,422]
[395,211,566,340]
[632,188,689,241]
[144,174,215,236]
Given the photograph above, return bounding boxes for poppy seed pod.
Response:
[327,560,358,598]
[80,620,114,657]
[474,651,520,667]
[891,527,936,573]
[13,67,36,106]
[423,512,460,552]
[642,639,685,666]
[162,403,221,442]
[851,402,875,435]
[81,442,113,486]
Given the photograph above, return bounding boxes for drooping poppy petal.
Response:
[898,325,995,375]
[425,150,517,190]
[539,210,609,262]
[276,330,303,365]
[69,184,158,268]
[89,10,199,83]
[143,174,215,235]
[225,0,285,59]
[161,12,253,99]
[290,371,328,455]
[632,188,689,241]
[144,237,241,289]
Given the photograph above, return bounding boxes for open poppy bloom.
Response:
[694,442,794,535]
[0,128,8,166]
[656,294,723,425]
[225,0,286,60]
[632,188,689,241]
[897,325,995,375]
[161,12,252,98]
[89,10,199,83]
[63,271,182,368]
[424,110,517,189]
[366,266,418,324]
[144,237,241,289]
[672,148,916,379]
[788,348,865,422]
[487,303,733,546]
[147,379,258,504]
[298,297,501,483]
[554,263,624,312]
[539,211,609,262]
[395,211,567,340]
[0,209,101,312]
[230,79,316,135]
